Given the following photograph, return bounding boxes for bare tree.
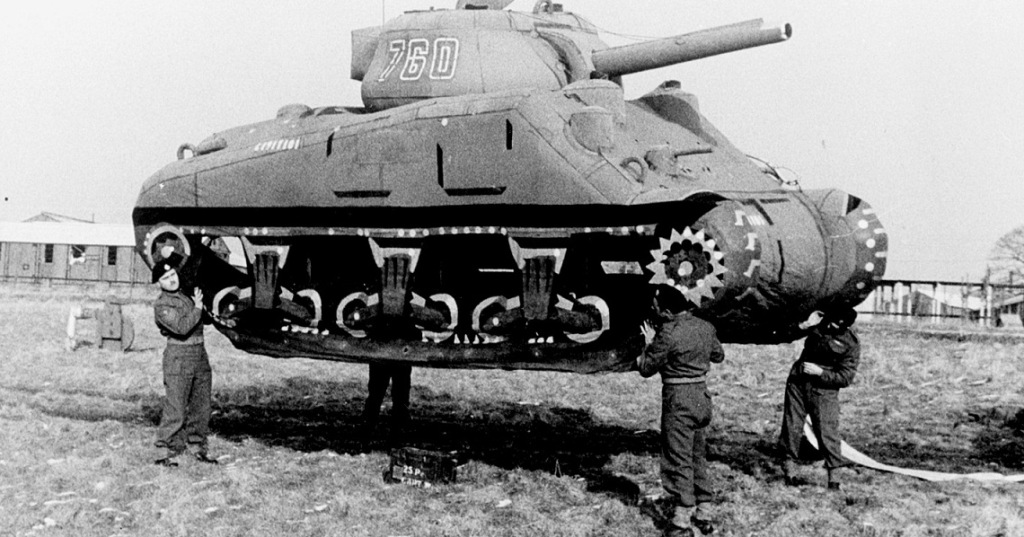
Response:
[989,225,1024,285]
[990,226,1024,326]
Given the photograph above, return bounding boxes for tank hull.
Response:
[134,82,886,372]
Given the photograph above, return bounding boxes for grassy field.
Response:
[1,294,1022,537]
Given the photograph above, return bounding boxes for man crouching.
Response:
[152,253,218,466]
[778,308,860,490]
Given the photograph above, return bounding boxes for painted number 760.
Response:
[378,37,461,82]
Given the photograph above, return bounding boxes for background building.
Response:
[865,279,1024,327]
[0,213,149,285]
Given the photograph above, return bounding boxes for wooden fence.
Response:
[863,279,1024,327]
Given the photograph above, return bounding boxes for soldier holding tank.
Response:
[152,253,218,466]
[777,308,860,490]
[638,285,724,537]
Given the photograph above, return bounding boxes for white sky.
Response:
[2,0,1023,282]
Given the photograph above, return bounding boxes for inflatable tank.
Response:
[132,0,887,373]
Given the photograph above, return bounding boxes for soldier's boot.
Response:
[154,448,182,467]
[782,459,797,486]
[827,468,842,491]
[639,495,670,528]
[664,506,696,537]
[691,503,714,535]
[189,443,219,464]
[194,451,219,464]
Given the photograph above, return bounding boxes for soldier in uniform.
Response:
[777,308,860,490]
[638,285,725,537]
[152,253,218,466]
[361,363,412,434]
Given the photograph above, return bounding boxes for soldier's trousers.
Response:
[155,344,212,455]
[661,382,714,508]
[362,363,411,425]
[779,374,849,469]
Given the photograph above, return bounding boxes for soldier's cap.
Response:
[152,253,184,283]
[653,284,689,314]
[825,307,857,328]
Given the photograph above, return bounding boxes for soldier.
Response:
[361,363,412,434]
[778,308,860,490]
[152,253,218,466]
[638,285,724,537]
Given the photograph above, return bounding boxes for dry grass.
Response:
[1,295,1022,536]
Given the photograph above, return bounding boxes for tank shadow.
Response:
[706,430,785,480]
[16,376,1023,498]
[706,409,1024,481]
[967,406,1024,471]
[838,406,1024,473]
[206,377,655,503]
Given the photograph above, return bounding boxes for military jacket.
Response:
[638,312,724,380]
[795,326,860,389]
[154,290,205,345]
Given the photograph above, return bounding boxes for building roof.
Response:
[0,221,136,247]
[996,294,1024,308]
[909,287,984,311]
[22,212,95,224]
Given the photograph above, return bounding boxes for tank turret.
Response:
[352,1,790,110]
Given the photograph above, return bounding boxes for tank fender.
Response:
[626,186,724,207]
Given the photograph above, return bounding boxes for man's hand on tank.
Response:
[640,322,656,346]
[798,310,824,330]
[802,362,823,376]
[192,288,204,308]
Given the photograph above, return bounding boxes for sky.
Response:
[2,0,1023,282]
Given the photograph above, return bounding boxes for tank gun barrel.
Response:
[591,19,791,78]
